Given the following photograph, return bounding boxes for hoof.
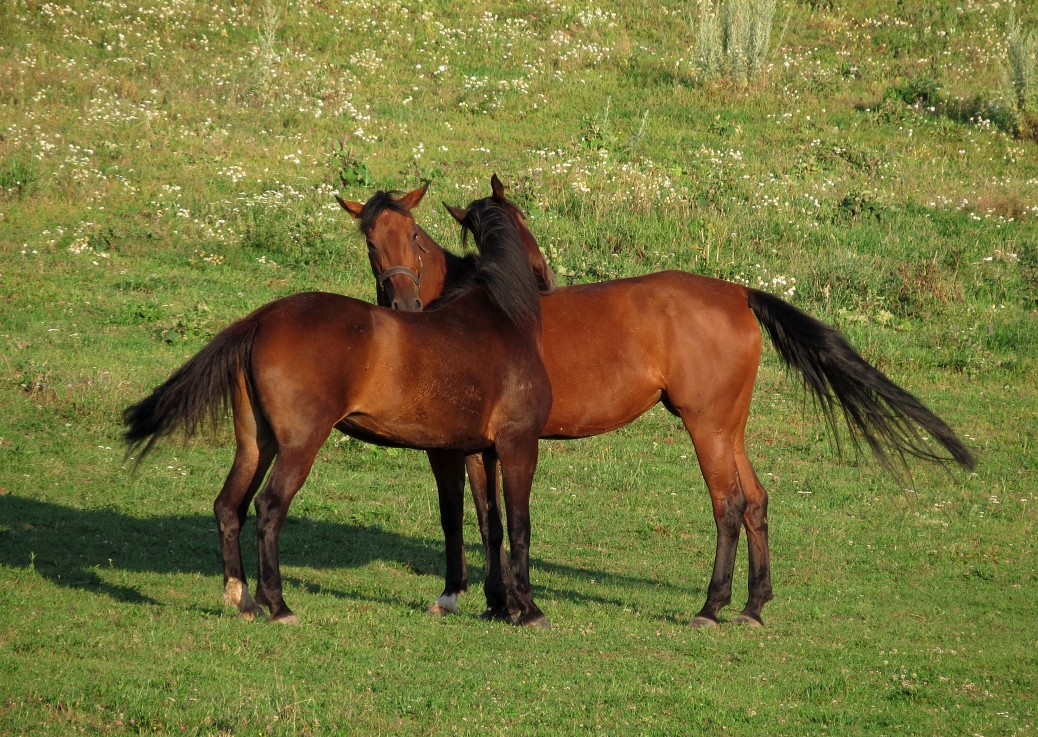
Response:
[732,613,764,628]
[479,608,511,622]
[522,614,551,630]
[427,594,459,617]
[688,615,719,629]
[270,612,300,626]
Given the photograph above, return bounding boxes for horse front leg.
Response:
[498,436,549,629]
[426,449,468,616]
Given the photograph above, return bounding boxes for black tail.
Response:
[123,318,258,465]
[747,289,975,472]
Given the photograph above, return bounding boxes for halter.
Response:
[373,231,430,304]
[377,253,423,290]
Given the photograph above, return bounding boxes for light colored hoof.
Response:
[732,614,764,628]
[270,612,301,626]
[689,615,719,629]
[427,594,459,617]
[237,608,265,622]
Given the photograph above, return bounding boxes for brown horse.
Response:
[340,176,975,628]
[124,199,553,626]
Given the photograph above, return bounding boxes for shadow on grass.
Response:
[0,495,695,615]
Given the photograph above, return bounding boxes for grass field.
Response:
[2,0,1037,734]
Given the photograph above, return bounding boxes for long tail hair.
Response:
[747,289,975,472]
[123,318,258,465]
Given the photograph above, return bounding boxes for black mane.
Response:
[358,191,409,235]
[436,200,541,329]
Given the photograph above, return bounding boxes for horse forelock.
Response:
[359,191,411,235]
[461,200,541,329]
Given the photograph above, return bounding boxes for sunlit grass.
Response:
[1,0,1037,734]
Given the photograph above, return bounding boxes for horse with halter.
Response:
[124,198,553,627]
[339,176,975,628]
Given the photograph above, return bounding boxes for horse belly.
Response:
[539,323,663,439]
[342,323,500,450]
[338,386,492,451]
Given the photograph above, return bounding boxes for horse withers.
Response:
[123,200,553,627]
[342,176,975,628]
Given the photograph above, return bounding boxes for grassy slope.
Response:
[1,0,1036,734]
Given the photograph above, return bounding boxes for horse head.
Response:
[338,185,430,311]
[446,174,556,294]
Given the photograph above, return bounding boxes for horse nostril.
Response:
[390,300,401,311]
[414,299,423,310]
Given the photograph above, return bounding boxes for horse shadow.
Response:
[0,495,701,617]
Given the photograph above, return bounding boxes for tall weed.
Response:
[692,0,776,84]
[1005,13,1038,139]
[1005,13,1037,112]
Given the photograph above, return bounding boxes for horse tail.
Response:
[123,317,259,465]
[746,289,975,472]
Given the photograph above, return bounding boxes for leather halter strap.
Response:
[377,259,422,288]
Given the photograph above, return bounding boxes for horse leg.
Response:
[733,444,773,626]
[686,425,746,628]
[466,453,508,606]
[253,441,324,624]
[478,449,513,620]
[465,453,492,566]
[214,382,275,619]
[498,437,549,628]
[426,449,468,616]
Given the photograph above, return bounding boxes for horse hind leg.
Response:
[253,439,326,625]
[477,449,513,621]
[685,423,747,628]
[214,380,276,620]
[733,444,773,626]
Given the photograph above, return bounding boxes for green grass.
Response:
[2,0,1037,734]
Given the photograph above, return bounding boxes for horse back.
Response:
[247,290,549,452]
[539,271,761,438]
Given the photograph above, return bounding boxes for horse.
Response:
[123,198,554,627]
[338,175,975,628]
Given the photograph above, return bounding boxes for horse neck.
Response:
[416,226,474,305]
[415,227,448,305]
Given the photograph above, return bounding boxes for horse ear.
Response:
[444,203,468,224]
[396,182,428,211]
[490,173,506,201]
[336,195,364,218]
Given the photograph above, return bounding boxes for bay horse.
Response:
[339,176,975,628]
[123,199,553,627]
